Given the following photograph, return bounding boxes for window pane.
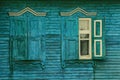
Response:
[79,20,89,30]
[80,34,89,39]
[80,40,89,55]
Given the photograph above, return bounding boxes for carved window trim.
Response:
[8,7,47,16]
[60,7,97,16]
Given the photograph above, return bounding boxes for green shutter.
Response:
[64,19,79,60]
[92,17,106,59]
[12,18,27,60]
[10,14,45,70]
[28,18,42,60]
[11,15,44,61]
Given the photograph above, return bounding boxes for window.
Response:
[10,16,45,61]
[78,18,105,60]
[9,14,46,70]
[61,17,105,67]
[79,18,92,59]
[61,7,105,68]
[9,7,47,72]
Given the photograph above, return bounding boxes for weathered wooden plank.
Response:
[0,0,120,80]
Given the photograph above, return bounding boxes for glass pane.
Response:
[80,40,89,55]
[80,20,89,30]
[80,34,89,39]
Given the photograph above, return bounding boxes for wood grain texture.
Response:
[0,0,120,80]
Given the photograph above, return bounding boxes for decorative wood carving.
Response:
[9,7,47,16]
[60,7,97,16]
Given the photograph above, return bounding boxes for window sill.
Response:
[62,59,95,68]
[11,60,45,70]
[64,59,93,64]
[14,60,41,62]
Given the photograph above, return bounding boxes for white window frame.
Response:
[79,18,92,59]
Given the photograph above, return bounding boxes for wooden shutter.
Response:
[11,17,27,60]
[92,18,106,59]
[11,15,45,61]
[28,18,42,60]
[64,19,79,60]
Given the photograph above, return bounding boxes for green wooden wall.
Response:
[0,0,120,80]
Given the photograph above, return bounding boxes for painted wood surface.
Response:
[64,18,78,60]
[0,0,120,80]
[92,18,105,59]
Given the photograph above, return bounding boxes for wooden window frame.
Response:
[79,18,92,59]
